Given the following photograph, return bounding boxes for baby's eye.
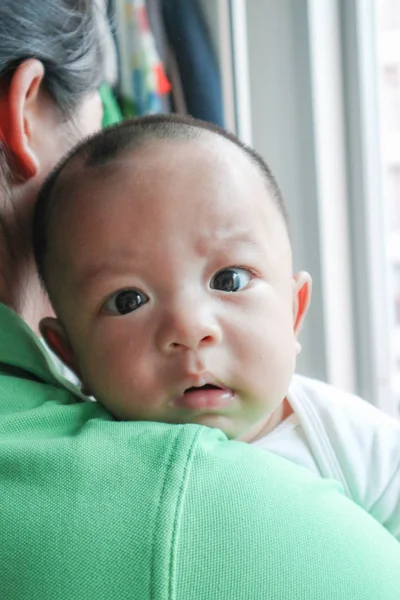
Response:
[104,289,149,315]
[210,268,252,292]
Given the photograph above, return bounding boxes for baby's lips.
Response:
[174,384,234,411]
[180,371,223,391]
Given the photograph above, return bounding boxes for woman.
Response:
[0,0,105,331]
[1,2,400,598]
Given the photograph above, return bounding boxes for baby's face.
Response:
[47,137,310,440]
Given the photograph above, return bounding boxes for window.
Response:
[375,0,400,416]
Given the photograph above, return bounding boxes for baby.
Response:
[33,114,400,539]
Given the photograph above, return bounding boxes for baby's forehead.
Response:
[58,134,272,204]
[48,136,288,273]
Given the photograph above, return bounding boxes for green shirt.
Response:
[0,302,400,599]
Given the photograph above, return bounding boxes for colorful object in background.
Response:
[118,0,171,116]
[99,83,124,128]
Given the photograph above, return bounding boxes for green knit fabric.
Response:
[0,302,400,599]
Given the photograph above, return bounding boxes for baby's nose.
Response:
[156,303,222,354]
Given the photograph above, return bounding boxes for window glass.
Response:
[376,0,400,416]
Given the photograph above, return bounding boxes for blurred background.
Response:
[103,0,400,417]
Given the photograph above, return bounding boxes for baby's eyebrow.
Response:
[71,232,262,293]
[188,230,260,260]
[72,258,136,293]
[199,228,259,246]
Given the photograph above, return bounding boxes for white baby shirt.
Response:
[254,375,400,540]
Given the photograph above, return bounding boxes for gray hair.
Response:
[0,0,110,117]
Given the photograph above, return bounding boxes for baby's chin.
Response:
[94,399,263,441]
[184,413,236,437]
[167,412,258,441]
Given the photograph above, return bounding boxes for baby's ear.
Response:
[39,317,81,378]
[292,272,312,338]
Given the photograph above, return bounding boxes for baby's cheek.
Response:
[243,326,296,398]
[84,346,158,416]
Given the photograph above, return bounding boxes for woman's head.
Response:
[0,0,107,117]
[0,0,108,166]
[0,0,109,324]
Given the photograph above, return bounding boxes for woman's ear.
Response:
[40,317,81,379]
[0,59,45,180]
[292,272,312,354]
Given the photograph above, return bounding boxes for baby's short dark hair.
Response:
[33,114,289,290]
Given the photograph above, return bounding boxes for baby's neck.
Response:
[239,398,293,443]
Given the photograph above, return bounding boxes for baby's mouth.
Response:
[174,384,234,411]
[184,384,220,393]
